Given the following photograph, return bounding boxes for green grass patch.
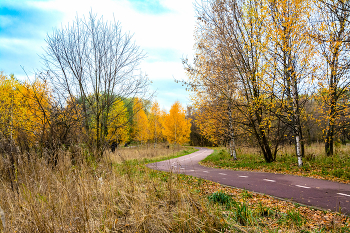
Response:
[201,148,350,183]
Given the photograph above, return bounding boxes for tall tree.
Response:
[265,0,315,166]
[312,0,350,155]
[41,12,150,156]
[188,0,278,162]
[184,29,239,159]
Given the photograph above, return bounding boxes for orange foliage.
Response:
[163,101,191,145]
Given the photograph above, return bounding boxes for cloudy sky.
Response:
[0,0,197,110]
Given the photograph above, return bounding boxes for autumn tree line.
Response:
[184,0,350,166]
[0,13,191,168]
[0,72,191,162]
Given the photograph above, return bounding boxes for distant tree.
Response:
[186,106,214,147]
[107,99,129,145]
[148,101,164,147]
[163,101,191,145]
[132,98,149,145]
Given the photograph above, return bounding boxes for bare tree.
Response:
[40,12,150,156]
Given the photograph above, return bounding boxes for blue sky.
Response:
[0,0,196,110]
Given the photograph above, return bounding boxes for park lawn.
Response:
[200,145,350,184]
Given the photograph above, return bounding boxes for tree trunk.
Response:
[282,23,304,167]
[325,89,336,156]
[325,121,335,156]
[154,119,157,149]
[260,132,274,163]
[291,83,303,167]
[228,104,237,160]
[251,111,274,163]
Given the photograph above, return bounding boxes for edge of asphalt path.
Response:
[146,147,350,216]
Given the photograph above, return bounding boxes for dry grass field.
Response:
[106,144,190,163]
[0,144,349,232]
[0,145,224,232]
[236,143,350,158]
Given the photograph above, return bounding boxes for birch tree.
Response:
[188,0,278,162]
[265,0,316,166]
[312,0,350,156]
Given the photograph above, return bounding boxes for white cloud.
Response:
[0,38,41,53]
[4,0,197,109]
[29,0,195,53]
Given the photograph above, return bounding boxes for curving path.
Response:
[147,147,350,215]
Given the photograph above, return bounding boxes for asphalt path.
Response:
[147,147,350,215]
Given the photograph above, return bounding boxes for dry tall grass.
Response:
[0,145,224,232]
[237,142,350,158]
[107,144,187,163]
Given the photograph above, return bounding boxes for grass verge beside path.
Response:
[143,147,199,164]
[106,145,198,164]
[200,147,350,184]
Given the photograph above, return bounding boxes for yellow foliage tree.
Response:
[0,72,51,148]
[0,72,21,140]
[132,98,149,144]
[186,0,280,162]
[107,100,129,144]
[264,0,315,166]
[163,101,191,145]
[148,101,164,147]
[311,0,350,156]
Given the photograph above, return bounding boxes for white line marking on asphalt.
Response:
[203,171,209,173]
[239,176,248,178]
[219,173,227,175]
[180,168,185,170]
[338,193,350,197]
[263,179,276,182]
[295,185,311,189]
[190,170,195,172]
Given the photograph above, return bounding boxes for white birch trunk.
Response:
[296,135,303,167]
[291,80,303,167]
[228,104,237,160]
[230,135,237,160]
[0,205,5,230]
